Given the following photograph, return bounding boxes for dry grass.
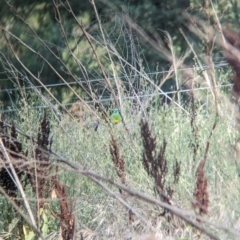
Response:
[1,1,240,240]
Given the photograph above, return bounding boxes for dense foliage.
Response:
[1,1,240,239]
[0,0,239,108]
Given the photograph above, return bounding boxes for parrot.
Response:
[110,108,122,124]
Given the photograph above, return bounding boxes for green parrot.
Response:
[110,108,122,124]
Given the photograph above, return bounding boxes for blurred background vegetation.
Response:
[0,0,239,110]
[2,1,240,239]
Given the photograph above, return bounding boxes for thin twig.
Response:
[0,138,37,229]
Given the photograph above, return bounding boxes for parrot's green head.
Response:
[113,108,119,113]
